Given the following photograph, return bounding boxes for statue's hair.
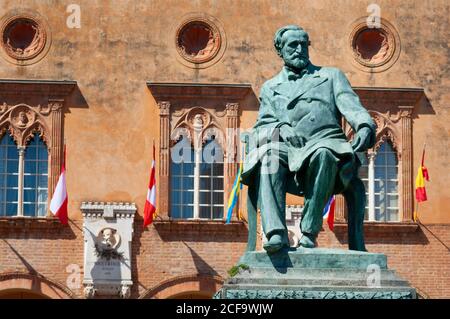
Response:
[273,25,310,56]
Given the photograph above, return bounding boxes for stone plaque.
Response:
[81,202,136,298]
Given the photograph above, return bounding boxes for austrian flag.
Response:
[50,146,68,225]
[143,144,157,228]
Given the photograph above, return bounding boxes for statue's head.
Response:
[274,25,311,70]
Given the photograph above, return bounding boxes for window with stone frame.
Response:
[359,140,399,222]
[148,83,250,222]
[168,109,226,220]
[0,80,75,219]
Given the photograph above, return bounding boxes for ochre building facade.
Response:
[0,0,448,298]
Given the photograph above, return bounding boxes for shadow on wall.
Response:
[183,242,219,277]
[151,220,248,243]
[333,225,430,246]
[0,240,75,298]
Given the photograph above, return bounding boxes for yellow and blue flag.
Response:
[225,161,243,224]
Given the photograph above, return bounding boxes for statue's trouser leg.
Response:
[259,146,289,241]
[246,177,259,252]
[301,148,338,237]
[344,177,367,251]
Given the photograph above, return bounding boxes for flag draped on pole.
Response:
[415,147,429,203]
[50,145,68,225]
[226,161,243,224]
[322,195,336,231]
[414,145,430,222]
[143,143,157,228]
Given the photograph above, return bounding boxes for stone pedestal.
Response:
[215,248,416,299]
[81,202,136,299]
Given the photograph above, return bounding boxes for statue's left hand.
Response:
[351,127,372,152]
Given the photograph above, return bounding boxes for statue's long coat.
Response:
[241,64,376,194]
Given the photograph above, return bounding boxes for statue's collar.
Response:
[270,64,327,99]
[284,64,311,80]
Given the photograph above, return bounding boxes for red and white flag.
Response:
[322,195,335,231]
[143,143,157,228]
[50,145,68,225]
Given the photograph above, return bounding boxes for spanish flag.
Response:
[415,147,429,203]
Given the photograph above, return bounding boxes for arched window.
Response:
[23,135,49,217]
[0,135,19,216]
[359,141,399,221]
[170,135,224,220]
[170,136,195,219]
[199,138,224,219]
[0,133,48,217]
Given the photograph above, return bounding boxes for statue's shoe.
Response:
[299,234,316,248]
[263,233,283,253]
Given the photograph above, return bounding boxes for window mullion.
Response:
[17,146,25,217]
[368,152,375,222]
[193,147,201,220]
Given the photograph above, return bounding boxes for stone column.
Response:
[17,146,26,217]
[399,106,414,222]
[335,195,346,222]
[192,114,204,219]
[158,101,170,219]
[225,103,239,219]
[49,99,64,200]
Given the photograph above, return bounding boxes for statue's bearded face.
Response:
[280,30,310,70]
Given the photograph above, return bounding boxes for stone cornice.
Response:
[81,202,136,219]
[0,79,77,98]
[147,82,252,101]
[353,87,425,107]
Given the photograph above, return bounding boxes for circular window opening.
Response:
[176,20,221,64]
[353,28,389,63]
[2,17,45,60]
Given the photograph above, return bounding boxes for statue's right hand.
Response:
[280,125,304,148]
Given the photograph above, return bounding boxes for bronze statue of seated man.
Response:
[241,25,376,253]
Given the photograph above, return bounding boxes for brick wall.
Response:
[0,218,448,298]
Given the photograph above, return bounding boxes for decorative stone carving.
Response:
[81,202,136,298]
[171,107,225,150]
[173,14,227,69]
[0,11,51,65]
[348,17,400,73]
[0,103,50,147]
[176,19,221,64]
[216,289,414,299]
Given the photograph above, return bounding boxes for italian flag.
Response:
[50,146,68,225]
[143,143,157,228]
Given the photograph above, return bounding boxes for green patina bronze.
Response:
[241,25,376,253]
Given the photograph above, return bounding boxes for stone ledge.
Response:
[239,248,388,269]
[333,221,419,233]
[0,216,63,230]
[152,219,247,233]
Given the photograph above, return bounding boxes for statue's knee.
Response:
[311,148,336,165]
